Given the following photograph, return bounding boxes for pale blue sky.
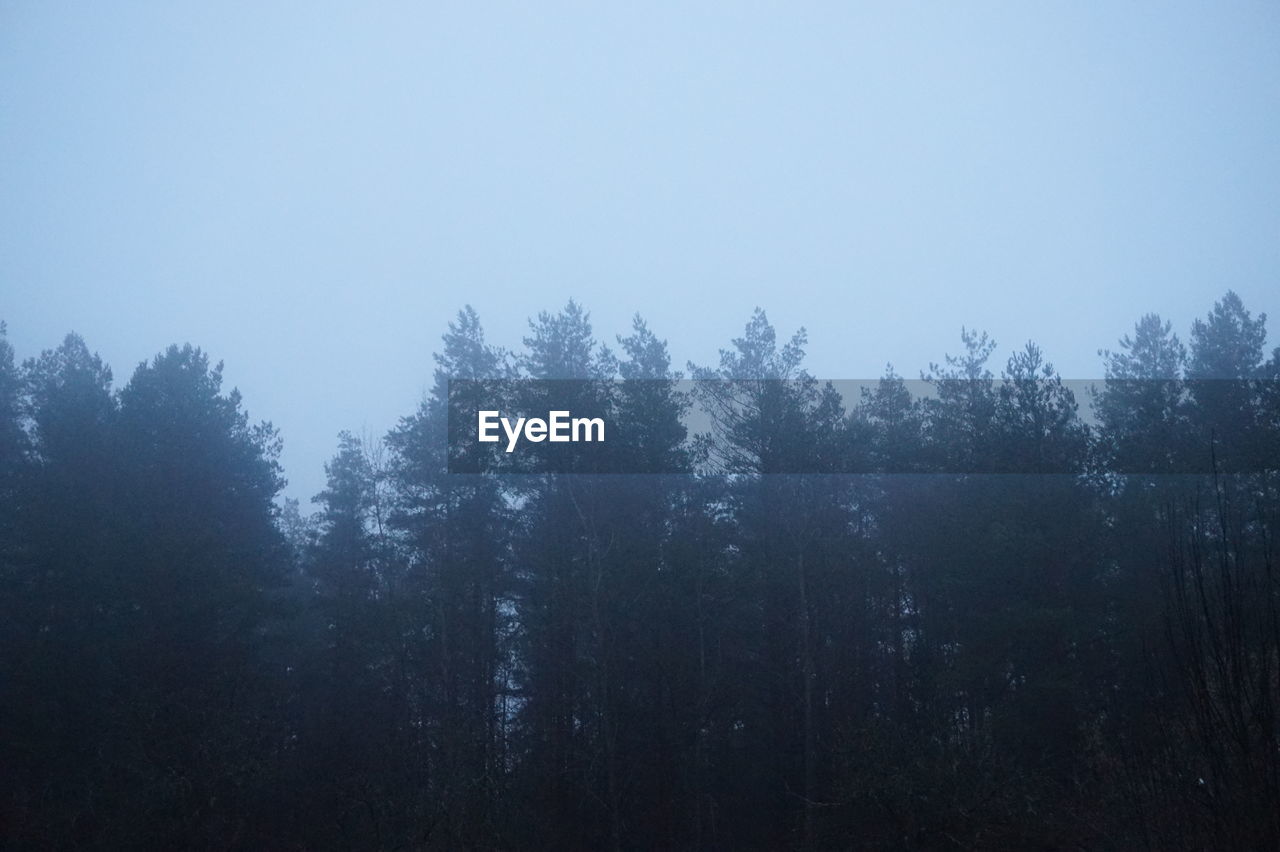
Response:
[3,2,1278,501]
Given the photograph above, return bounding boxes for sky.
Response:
[2,2,1278,503]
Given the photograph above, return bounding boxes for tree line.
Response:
[1,291,1278,849]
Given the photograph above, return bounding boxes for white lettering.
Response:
[549,410,571,442]
[477,410,606,452]
[478,410,500,442]
[573,416,605,442]
[501,416,525,453]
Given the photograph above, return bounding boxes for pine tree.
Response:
[386,306,515,847]
[5,334,119,845]
[110,343,287,846]
[1185,291,1269,472]
[1095,312,1189,474]
[691,309,859,846]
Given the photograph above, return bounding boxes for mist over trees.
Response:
[2,293,1278,849]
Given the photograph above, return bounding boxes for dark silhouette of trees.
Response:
[385,306,516,848]
[2,339,288,847]
[1,290,1277,849]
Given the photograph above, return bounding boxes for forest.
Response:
[1,290,1278,850]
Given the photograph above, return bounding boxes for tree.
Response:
[7,298,1277,849]
[288,430,409,848]
[0,320,29,615]
[996,342,1088,474]
[0,321,27,504]
[3,333,118,846]
[691,309,861,847]
[921,326,999,473]
[107,343,287,846]
[1185,291,1269,473]
[1152,479,1280,848]
[386,306,516,848]
[1095,312,1189,474]
[508,301,619,847]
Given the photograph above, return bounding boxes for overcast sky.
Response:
[3,2,1278,502]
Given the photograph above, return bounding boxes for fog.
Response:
[5,6,1280,849]
[4,2,1277,501]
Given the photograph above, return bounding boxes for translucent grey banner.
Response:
[446,379,1279,475]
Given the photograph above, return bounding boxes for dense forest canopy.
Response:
[2,291,1278,849]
